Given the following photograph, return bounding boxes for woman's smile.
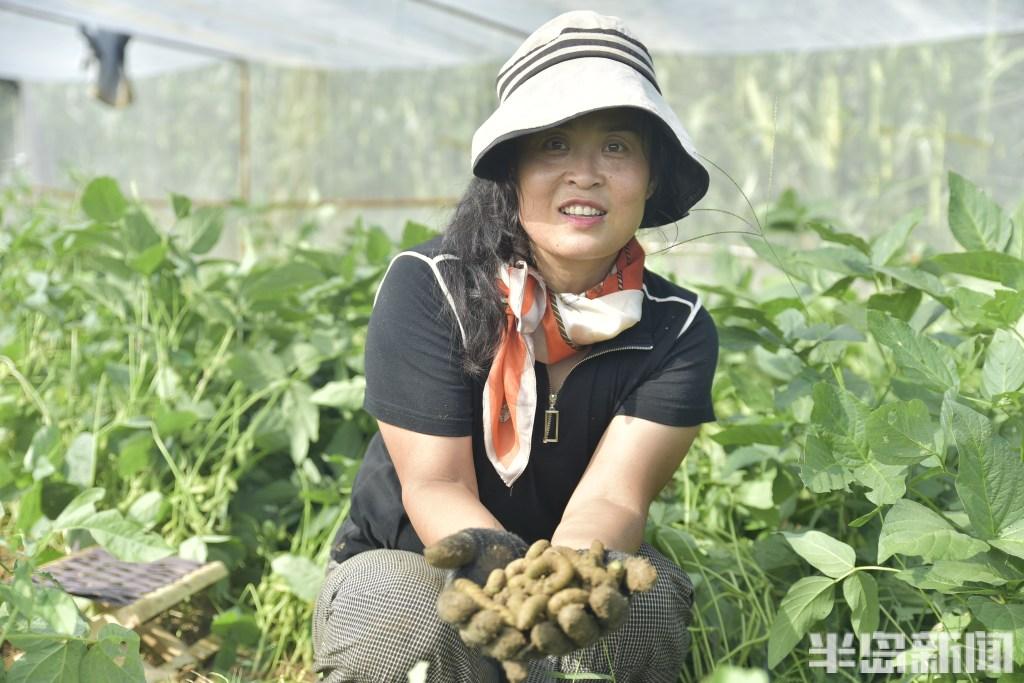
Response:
[558,199,608,229]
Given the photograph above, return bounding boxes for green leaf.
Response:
[948,171,1014,252]
[228,348,286,391]
[184,206,224,255]
[64,432,96,488]
[945,394,1024,539]
[982,289,1024,328]
[966,597,1024,664]
[877,498,989,563]
[271,553,324,603]
[928,252,1024,289]
[53,487,106,529]
[798,246,872,277]
[867,310,960,391]
[310,377,366,410]
[851,460,906,505]
[875,265,949,302]
[842,572,879,639]
[123,210,160,252]
[81,177,127,223]
[16,480,43,532]
[799,432,853,493]
[34,586,86,636]
[25,424,60,481]
[726,367,774,412]
[808,221,871,254]
[6,639,86,683]
[1011,200,1024,258]
[80,624,145,683]
[115,432,152,478]
[810,383,870,465]
[991,518,1024,560]
[983,329,1024,398]
[871,209,922,267]
[865,399,937,466]
[211,608,261,646]
[895,554,1015,592]
[241,263,325,303]
[69,509,174,562]
[950,286,998,329]
[710,423,784,447]
[170,192,192,218]
[126,490,166,529]
[735,476,775,510]
[766,576,835,668]
[366,226,393,265]
[866,288,921,322]
[128,242,166,275]
[285,382,319,465]
[400,221,439,249]
[9,561,35,619]
[154,407,198,437]
[782,530,855,578]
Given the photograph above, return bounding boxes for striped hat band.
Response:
[496,27,660,103]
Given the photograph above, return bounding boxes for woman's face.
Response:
[514,107,654,293]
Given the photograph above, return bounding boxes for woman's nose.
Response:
[564,148,603,187]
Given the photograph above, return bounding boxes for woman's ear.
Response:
[646,176,658,200]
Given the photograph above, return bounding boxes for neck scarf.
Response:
[483,237,646,487]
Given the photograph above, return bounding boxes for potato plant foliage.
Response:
[1,172,1023,681]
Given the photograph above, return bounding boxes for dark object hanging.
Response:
[80,26,133,107]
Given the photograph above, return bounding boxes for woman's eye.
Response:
[605,141,626,153]
[542,138,568,151]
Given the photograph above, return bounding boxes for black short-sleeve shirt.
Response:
[331,236,719,563]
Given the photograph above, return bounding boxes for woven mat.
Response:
[39,546,204,606]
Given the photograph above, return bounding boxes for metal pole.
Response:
[238,60,251,202]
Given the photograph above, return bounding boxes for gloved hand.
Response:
[525,541,655,656]
[423,528,528,586]
[425,535,657,683]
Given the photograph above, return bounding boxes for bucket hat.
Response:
[471,10,710,228]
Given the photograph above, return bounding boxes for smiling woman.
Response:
[313,10,719,683]
[515,108,655,294]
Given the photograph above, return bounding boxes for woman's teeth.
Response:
[560,205,607,216]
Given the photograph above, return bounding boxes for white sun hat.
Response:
[470,10,710,228]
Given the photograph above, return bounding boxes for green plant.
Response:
[648,170,1024,681]
[0,177,436,679]
[4,170,1023,682]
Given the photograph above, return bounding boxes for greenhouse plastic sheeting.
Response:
[2,0,1024,80]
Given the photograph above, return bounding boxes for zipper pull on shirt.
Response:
[543,392,559,444]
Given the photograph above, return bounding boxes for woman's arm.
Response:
[379,419,505,547]
[551,416,701,552]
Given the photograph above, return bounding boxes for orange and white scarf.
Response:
[483,238,646,486]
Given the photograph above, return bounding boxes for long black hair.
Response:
[441,111,678,377]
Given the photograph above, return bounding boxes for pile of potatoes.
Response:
[426,538,657,682]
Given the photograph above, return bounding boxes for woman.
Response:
[314,10,718,682]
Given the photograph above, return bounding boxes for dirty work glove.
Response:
[423,528,528,586]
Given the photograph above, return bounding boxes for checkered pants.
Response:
[312,543,693,682]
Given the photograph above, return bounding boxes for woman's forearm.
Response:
[403,480,504,546]
[551,499,646,553]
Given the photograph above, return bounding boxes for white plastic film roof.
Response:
[2,0,1024,81]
